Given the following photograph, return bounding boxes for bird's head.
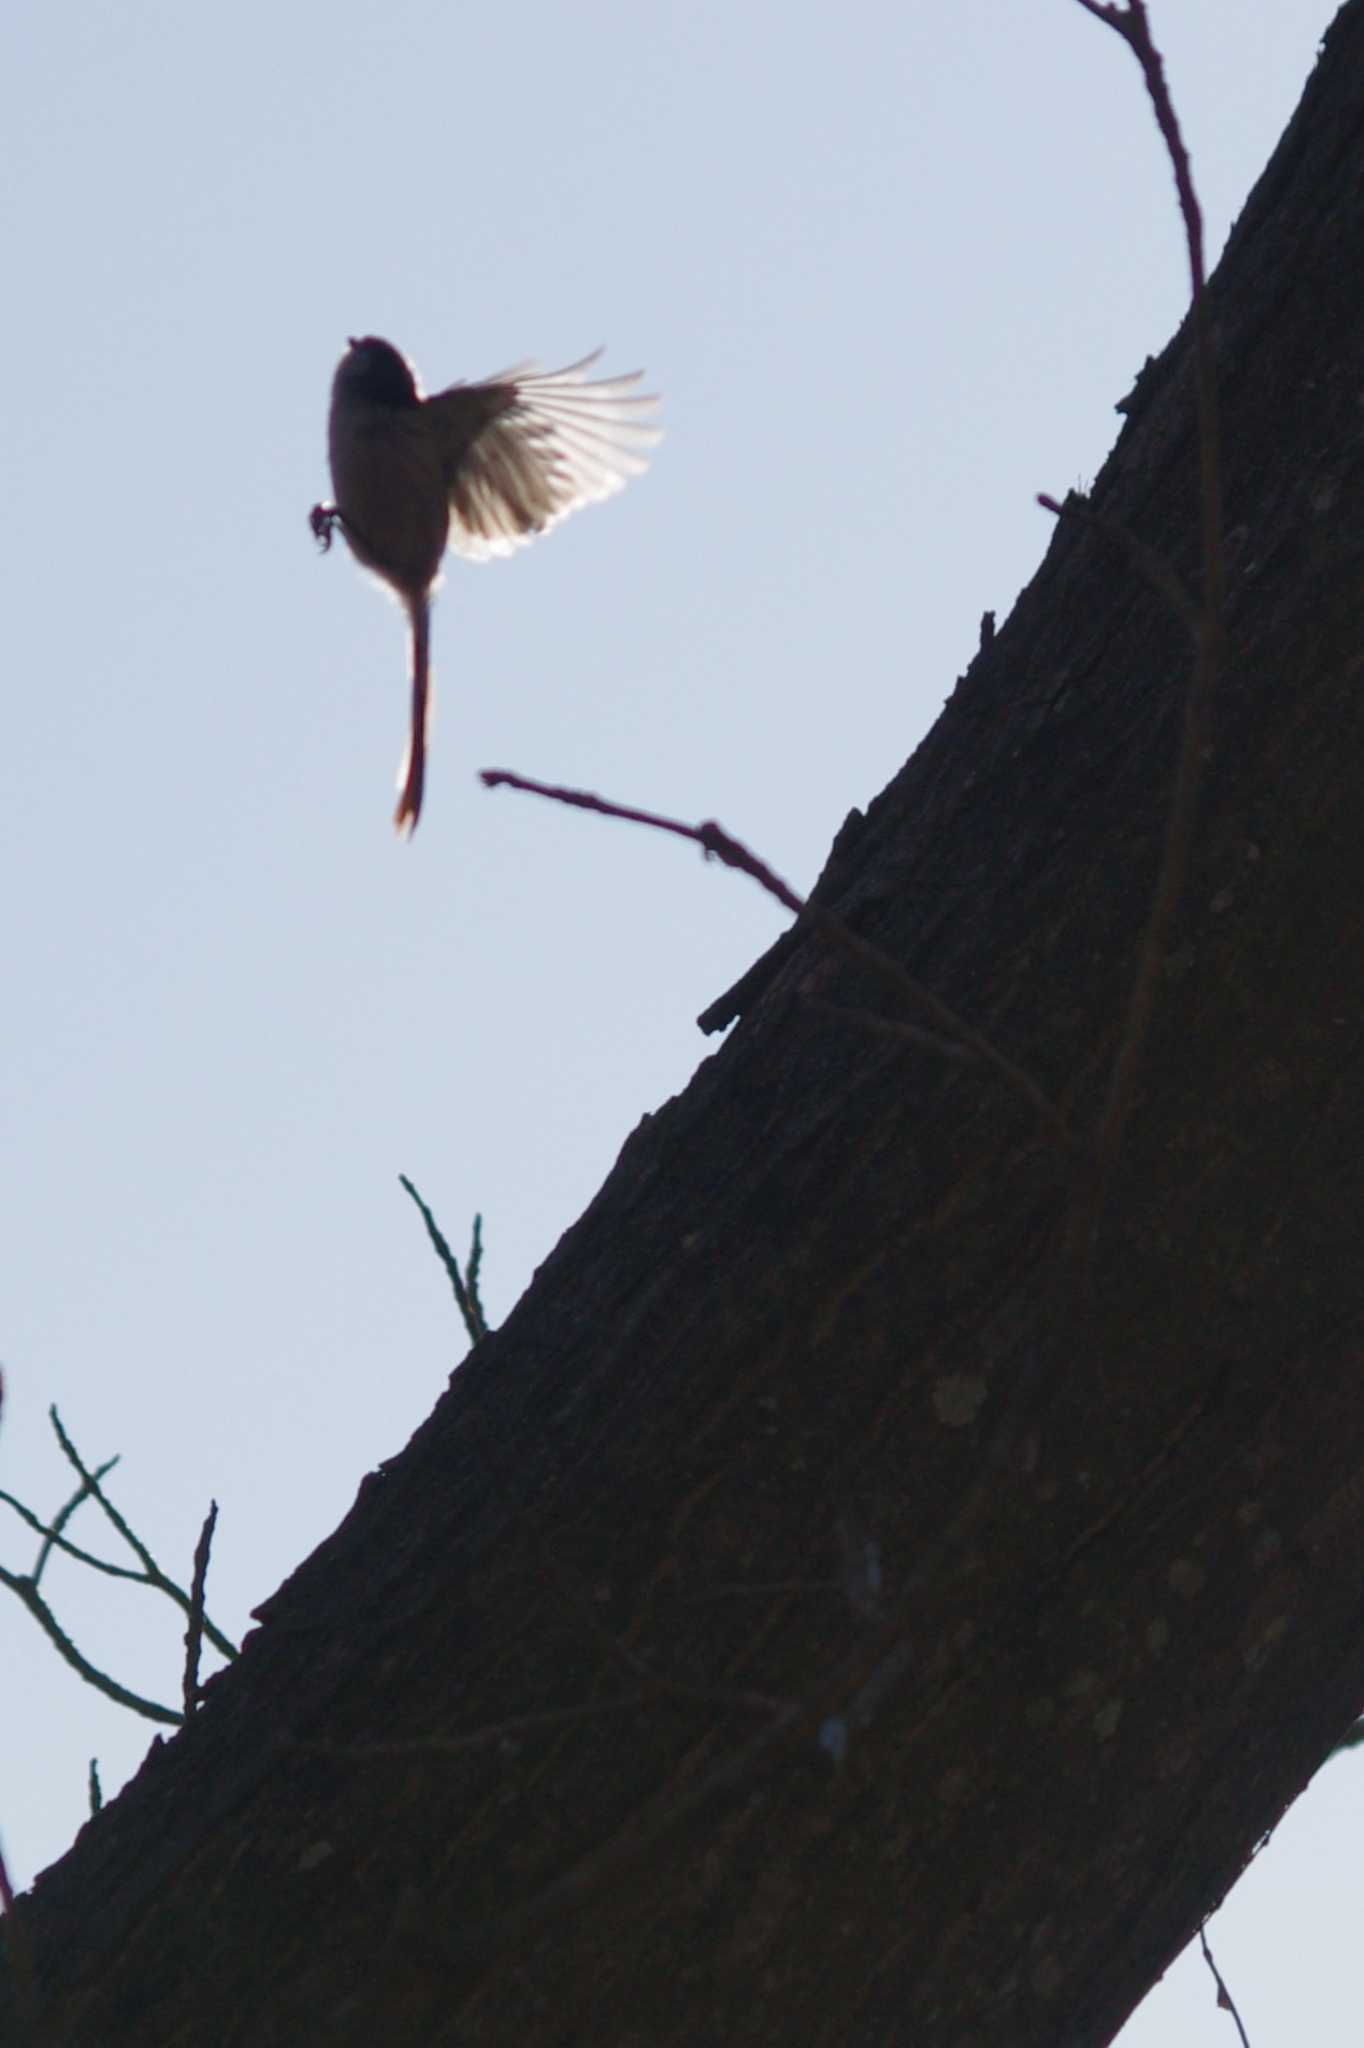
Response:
[335,336,422,408]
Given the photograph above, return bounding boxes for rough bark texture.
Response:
[9,8,1364,2042]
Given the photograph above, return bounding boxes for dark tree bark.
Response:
[9,8,1364,2042]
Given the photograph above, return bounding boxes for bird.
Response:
[311,336,661,835]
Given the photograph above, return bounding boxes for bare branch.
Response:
[0,1482,149,1587]
[481,769,805,912]
[33,1454,120,1586]
[1199,1921,1253,2047]
[1062,0,1226,1252]
[482,771,1078,1152]
[465,1215,486,1337]
[0,1560,180,1725]
[183,1501,219,1715]
[45,1409,237,1664]
[1037,492,1200,638]
[399,1177,488,1347]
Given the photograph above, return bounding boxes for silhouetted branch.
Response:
[1037,491,1200,637]
[0,1409,236,1727]
[182,1502,219,1714]
[399,1178,489,1346]
[1199,1921,1253,2047]
[46,1410,236,1664]
[1060,0,1226,1253]
[481,771,1077,1152]
[0,1563,179,1725]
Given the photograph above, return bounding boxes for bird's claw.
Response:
[310,502,341,552]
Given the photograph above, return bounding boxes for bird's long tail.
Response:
[394,595,431,837]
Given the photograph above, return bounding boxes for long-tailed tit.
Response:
[311,336,660,834]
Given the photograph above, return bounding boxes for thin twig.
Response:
[805,902,1079,1150]
[465,1215,486,1337]
[1,1485,151,1586]
[459,1696,804,1969]
[32,1456,120,1586]
[398,1177,488,1346]
[1,1411,235,1722]
[182,1501,218,1714]
[1063,0,1226,1252]
[1037,492,1200,638]
[481,770,806,909]
[803,998,975,1064]
[481,771,1078,1152]
[402,1175,800,1745]
[521,1540,795,1723]
[298,1691,692,1764]
[0,1561,180,1724]
[1199,1922,1252,2047]
[44,1410,236,1663]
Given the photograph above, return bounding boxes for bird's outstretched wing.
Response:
[424,351,661,562]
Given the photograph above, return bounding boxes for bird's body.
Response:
[312,336,659,834]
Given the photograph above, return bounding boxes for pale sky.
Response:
[1,2,1341,2038]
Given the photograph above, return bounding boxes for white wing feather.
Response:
[429,350,662,563]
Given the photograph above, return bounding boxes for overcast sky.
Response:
[1,2,1345,2037]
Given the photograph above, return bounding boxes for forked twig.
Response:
[46,1410,236,1663]
[399,1178,488,1346]
[0,1409,236,1726]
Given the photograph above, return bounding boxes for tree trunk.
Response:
[11,7,1364,2042]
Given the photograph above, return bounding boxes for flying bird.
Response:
[311,336,660,834]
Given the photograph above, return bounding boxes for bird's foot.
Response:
[309,502,342,552]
